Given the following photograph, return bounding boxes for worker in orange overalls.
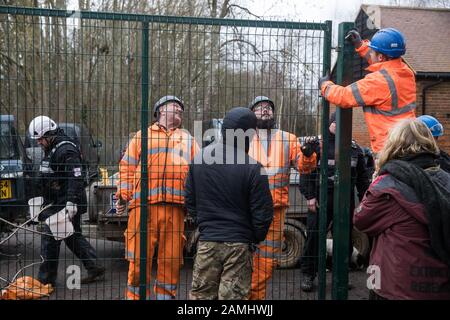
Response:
[116,95,198,300]
[319,28,416,154]
[247,96,318,300]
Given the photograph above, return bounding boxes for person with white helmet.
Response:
[28,115,105,287]
[417,115,450,173]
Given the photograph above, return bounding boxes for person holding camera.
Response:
[298,112,370,292]
[246,96,318,300]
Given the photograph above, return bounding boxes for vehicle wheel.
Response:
[87,182,99,223]
[278,221,306,269]
[352,228,370,258]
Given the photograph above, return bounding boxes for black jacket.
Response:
[184,142,274,244]
[39,130,86,208]
[439,150,450,173]
[299,135,370,202]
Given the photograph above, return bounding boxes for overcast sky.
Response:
[246,0,394,21]
[245,0,398,46]
[64,0,397,21]
[64,0,424,51]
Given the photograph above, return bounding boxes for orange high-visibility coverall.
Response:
[321,40,416,153]
[118,124,198,300]
[248,129,316,300]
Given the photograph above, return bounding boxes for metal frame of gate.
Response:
[0,5,356,300]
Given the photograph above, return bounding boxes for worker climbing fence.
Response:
[0,5,350,300]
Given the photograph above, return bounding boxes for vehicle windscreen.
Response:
[0,122,19,160]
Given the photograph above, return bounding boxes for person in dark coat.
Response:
[354,118,450,300]
[299,112,371,292]
[185,107,274,300]
[28,116,105,287]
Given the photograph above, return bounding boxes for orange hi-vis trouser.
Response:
[125,204,184,300]
[250,207,286,300]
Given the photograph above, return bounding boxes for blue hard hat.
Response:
[417,115,444,137]
[368,28,406,58]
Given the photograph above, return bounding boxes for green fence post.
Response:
[318,19,333,301]
[139,21,150,300]
[332,21,355,301]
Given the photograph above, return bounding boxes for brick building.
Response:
[334,5,450,152]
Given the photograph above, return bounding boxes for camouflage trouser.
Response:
[190,241,253,300]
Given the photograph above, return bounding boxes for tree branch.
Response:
[228,4,262,19]
[219,0,231,18]
[219,38,261,56]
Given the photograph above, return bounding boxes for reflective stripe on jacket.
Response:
[248,129,316,207]
[321,40,416,153]
[118,124,199,207]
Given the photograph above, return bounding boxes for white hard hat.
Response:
[28,116,58,140]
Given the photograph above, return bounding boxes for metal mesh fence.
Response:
[0,6,334,300]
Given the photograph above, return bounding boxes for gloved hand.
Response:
[185,213,195,225]
[115,197,128,215]
[301,137,318,158]
[249,243,258,253]
[65,201,77,220]
[346,30,362,48]
[318,73,330,91]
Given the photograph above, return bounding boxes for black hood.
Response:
[221,107,257,153]
[222,107,257,131]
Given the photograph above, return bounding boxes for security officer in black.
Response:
[28,116,105,287]
[298,112,370,292]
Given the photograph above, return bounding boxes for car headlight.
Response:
[1,172,23,178]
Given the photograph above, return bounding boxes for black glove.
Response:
[346,30,362,48]
[318,73,330,90]
[301,140,316,158]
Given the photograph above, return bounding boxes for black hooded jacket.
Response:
[184,108,274,244]
[38,129,86,208]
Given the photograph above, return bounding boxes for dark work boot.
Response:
[300,274,314,292]
[81,266,105,284]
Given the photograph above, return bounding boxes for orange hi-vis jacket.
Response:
[248,129,316,208]
[118,124,198,208]
[321,40,416,153]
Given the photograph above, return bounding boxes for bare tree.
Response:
[0,0,318,164]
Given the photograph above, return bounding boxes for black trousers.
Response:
[37,206,98,286]
[300,193,354,278]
